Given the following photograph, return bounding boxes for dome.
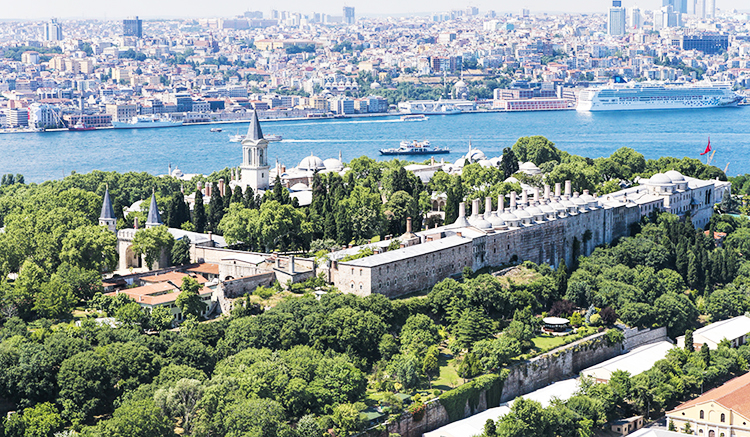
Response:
[299,154,325,172]
[290,183,309,191]
[571,196,587,206]
[468,214,492,229]
[504,176,519,184]
[487,213,506,228]
[548,201,566,211]
[454,158,467,168]
[539,203,555,213]
[323,158,344,171]
[561,199,576,208]
[515,208,532,219]
[171,167,184,178]
[580,192,596,202]
[466,149,486,163]
[526,206,543,216]
[665,170,685,183]
[519,161,539,171]
[478,159,493,168]
[455,79,467,89]
[649,173,673,185]
[500,211,518,222]
[370,82,381,89]
[489,157,502,167]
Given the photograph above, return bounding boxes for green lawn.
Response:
[531,334,570,351]
[432,350,461,391]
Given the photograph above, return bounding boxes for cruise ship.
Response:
[397,100,462,115]
[112,115,183,129]
[577,81,741,111]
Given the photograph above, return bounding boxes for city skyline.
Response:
[2,0,746,20]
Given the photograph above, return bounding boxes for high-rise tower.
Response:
[240,111,270,192]
[343,6,355,24]
[608,0,626,36]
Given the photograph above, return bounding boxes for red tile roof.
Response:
[668,372,750,419]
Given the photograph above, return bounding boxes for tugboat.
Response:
[380,140,450,156]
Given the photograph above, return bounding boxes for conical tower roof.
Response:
[246,110,264,141]
[145,190,163,227]
[100,186,116,220]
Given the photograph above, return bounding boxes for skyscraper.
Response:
[663,0,687,14]
[608,1,626,36]
[343,6,355,25]
[45,19,63,41]
[695,0,706,17]
[123,16,143,38]
[706,0,715,17]
[627,8,642,30]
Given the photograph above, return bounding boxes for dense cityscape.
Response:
[3,3,750,437]
[2,3,750,130]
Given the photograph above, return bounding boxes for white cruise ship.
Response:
[397,100,462,115]
[112,115,183,129]
[577,81,740,112]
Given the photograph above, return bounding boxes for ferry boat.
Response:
[380,140,450,156]
[577,81,741,111]
[210,127,223,132]
[229,133,282,142]
[400,114,428,122]
[112,115,183,129]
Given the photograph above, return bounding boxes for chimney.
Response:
[564,180,572,197]
[521,189,528,205]
[485,197,493,216]
[458,202,466,218]
[533,187,540,203]
[583,189,590,196]
[406,217,412,234]
[471,198,480,217]
[510,191,517,210]
[497,194,504,212]
[555,183,561,198]
[218,178,225,196]
[289,255,295,274]
[544,184,551,200]
[208,231,213,245]
[206,184,212,197]
[134,216,139,229]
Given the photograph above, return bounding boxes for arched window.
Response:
[721,413,725,423]
[700,410,705,419]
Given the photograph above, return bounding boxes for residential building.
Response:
[105,103,137,122]
[343,6,355,25]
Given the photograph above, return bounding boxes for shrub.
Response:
[589,314,602,326]
[599,306,617,325]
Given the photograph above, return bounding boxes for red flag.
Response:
[700,137,711,155]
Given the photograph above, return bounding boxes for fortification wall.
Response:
[221,272,275,298]
[623,326,670,350]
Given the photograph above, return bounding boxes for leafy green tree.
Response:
[56,262,103,301]
[472,336,521,371]
[653,292,698,338]
[57,351,114,425]
[207,183,225,232]
[422,345,439,383]
[701,343,711,367]
[331,402,365,435]
[171,237,191,266]
[220,398,287,437]
[149,306,174,331]
[384,190,419,236]
[296,414,323,437]
[60,225,118,272]
[116,302,147,328]
[4,402,64,437]
[511,136,561,166]
[707,285,750,321]
[176,276,207,318]
[495,397,549,437]
[33,274,76,319]
[82,398,175,437]
[165,192,191,228]
[132,226,175,269]
[455,307,495,350]
[155,378,204,435]
[684,329,694,352]
[400,314,441,355]
[386,353,421,389]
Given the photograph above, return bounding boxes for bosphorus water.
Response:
[2,107,749,183]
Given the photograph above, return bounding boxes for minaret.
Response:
[145,189,163,228]
[99,185,117,233]
[239,111,270,192]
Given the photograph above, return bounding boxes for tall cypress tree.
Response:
[208,182,224,232]
[231,186,243,205]
[193,190,207,233]
[243,186,256,209]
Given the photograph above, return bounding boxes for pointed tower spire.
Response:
[145,189,163,228]
[99,185,117,233]
[246,110,264,141]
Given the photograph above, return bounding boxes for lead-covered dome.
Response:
[299,154,325,172]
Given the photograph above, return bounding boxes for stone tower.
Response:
[99,186,117,232]
[240,111,270,192]
[145,190,163,228]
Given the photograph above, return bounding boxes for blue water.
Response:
[2,107,749,183]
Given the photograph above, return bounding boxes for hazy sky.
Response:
[2,0,745,20]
